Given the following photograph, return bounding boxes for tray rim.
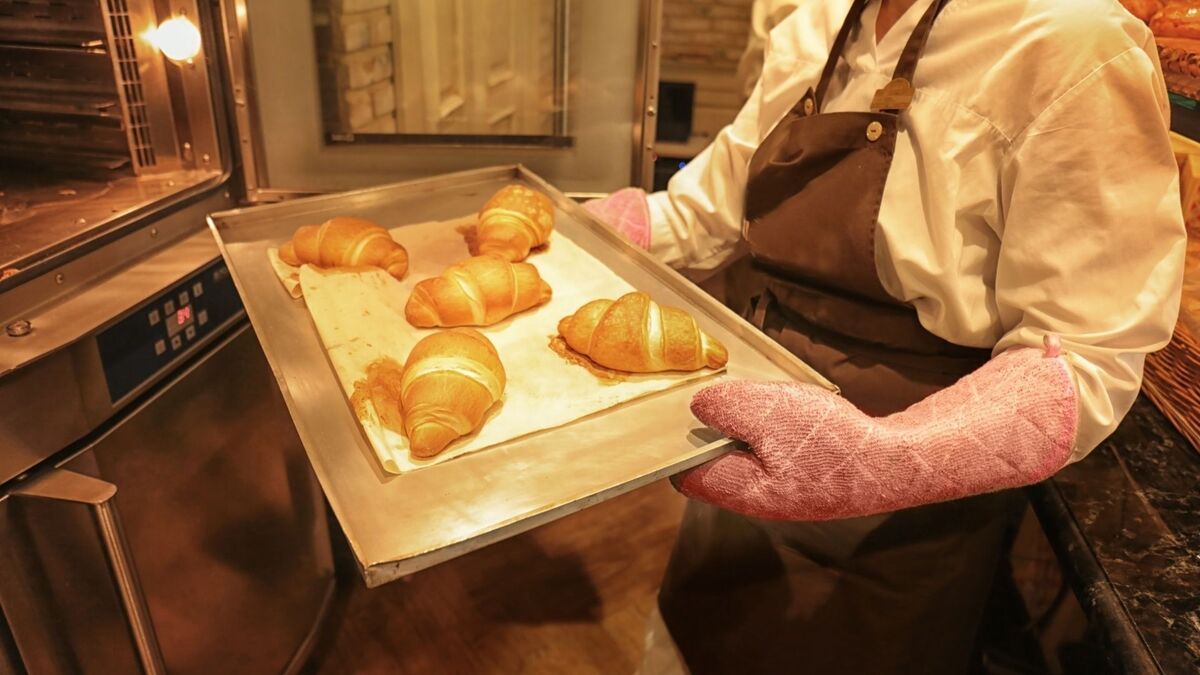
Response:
[206,164,836,586]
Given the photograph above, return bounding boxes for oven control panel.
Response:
[96,258,243,403]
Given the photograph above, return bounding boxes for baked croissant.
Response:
[477,185,554,261]
[558,292,728,373]
[406,255,553,328]
[278,216,408,280]
[401,328,506,458]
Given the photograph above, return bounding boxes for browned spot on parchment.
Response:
[548,335,628,384]
[351,357,407,434]
[457,223,481,256]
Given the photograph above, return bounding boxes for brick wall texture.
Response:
[315,0,399,133]
[661,0,753,69]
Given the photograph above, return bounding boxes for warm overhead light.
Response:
[148,16,201,63]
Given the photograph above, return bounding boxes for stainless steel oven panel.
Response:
[0,324,335,675]
[1,469,165,674]
[61,325,335,675]
[0,470,160,675]
[219,0,661,200]
[0,189,231,377]
[0,188,234,487]
[0,349,91,501]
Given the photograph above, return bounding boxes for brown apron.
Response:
[657,1,1025,673]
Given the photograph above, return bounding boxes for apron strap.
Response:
[812,0,952,113]
[813,0,872,111]
[890,0,952,84]
[749,290,775,329]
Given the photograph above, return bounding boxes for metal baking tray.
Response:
[208,165,833,587]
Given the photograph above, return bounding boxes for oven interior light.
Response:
[149,16,201,62]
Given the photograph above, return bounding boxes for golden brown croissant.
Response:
[401,328,506,458]
[278,216,409,280]
[558,292,728,373]
[406,255,553,328]
[476,185,554,261]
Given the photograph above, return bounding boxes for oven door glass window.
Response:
[237,0,653,194]
[313,0,573,148]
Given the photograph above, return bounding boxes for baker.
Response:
[585,0,1187,673]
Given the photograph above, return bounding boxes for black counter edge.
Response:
[1025,481,1162,675]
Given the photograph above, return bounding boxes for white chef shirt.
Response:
[648,0,1187,460]
[737,0,804,97]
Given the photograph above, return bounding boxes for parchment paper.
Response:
[268,216,723,474]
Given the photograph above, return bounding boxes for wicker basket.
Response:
[1144,319,1200,452]
[1111,45,1200,450]
[1142,138,1200,452]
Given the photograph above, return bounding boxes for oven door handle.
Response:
[13,469,166,675]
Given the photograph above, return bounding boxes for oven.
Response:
[1,0,659,670]
[0,0,334,672]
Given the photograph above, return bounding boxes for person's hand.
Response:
[674,340,1079,521]
[583,188,651,250]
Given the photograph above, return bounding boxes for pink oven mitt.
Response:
[583,188,652,250]
[675,337,1079,521]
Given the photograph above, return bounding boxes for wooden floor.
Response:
[307,481,687,675]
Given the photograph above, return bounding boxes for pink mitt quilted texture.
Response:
[675,339,1079,521]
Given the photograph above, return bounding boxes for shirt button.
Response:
[803,98,814,116]
[866,121,883,142]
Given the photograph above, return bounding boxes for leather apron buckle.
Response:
[870,77,915,112]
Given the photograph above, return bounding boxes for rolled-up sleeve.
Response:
[994,46,1187,460]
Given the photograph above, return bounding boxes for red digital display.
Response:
[165,305,195,338]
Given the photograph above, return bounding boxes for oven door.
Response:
[220,0,661,201]
[0,324,334,675]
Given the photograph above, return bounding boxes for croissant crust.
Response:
[278,216,409,280]
[406,255,552,327]
[476,185,555,262]
[557,292,728,373]
[400,328,506,458]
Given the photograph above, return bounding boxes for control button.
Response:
[170,335,183,351]
[164,299,176,315]
[192,281,204,297]
[178,290,189,306]
[197,309,209,326]
[185,325,196,340]
[154,339,166,355]
[148,309,161,326]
